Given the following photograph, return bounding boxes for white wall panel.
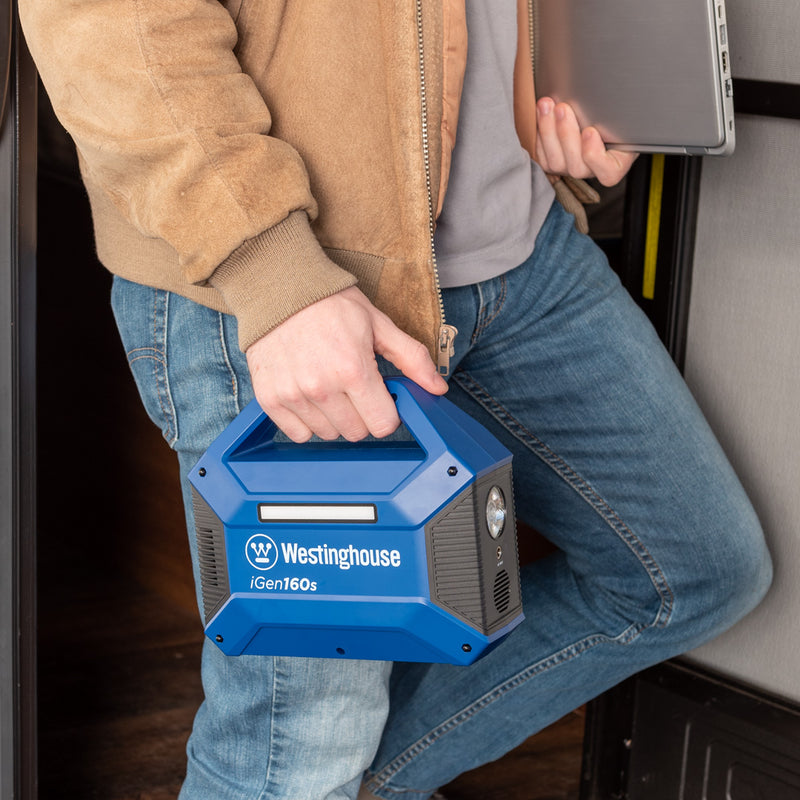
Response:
[727,0,800,83]
[683,114,800,703]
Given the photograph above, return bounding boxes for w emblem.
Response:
[245,533,279,571]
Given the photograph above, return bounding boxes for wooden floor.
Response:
[35,164,585,800]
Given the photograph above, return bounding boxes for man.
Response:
[20,2,771,799]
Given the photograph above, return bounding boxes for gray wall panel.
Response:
[684,114,800,703]
[727,0,800,83]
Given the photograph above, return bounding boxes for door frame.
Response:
[0,7,37,798]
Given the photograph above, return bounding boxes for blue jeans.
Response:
[111,201,771,800]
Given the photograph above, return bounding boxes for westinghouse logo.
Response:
[245,533,279,571]
[281,542,401,570]
[244,536,402,572]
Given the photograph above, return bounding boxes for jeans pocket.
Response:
[111,278,178,446]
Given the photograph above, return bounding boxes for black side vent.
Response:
[191,488,231,625]
[493,569,511,614]
[427,487,485,627]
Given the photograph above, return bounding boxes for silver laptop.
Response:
[532,0,735,155]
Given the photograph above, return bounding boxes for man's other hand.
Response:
[535,97,637,187]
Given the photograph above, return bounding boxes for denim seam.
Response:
[256,662,280,800]
[153,290,178,447]
[123,290,178,446]
[216,311,241,415]
[471,275,508,344]
[453,369,675,626]
[367,624,639,794]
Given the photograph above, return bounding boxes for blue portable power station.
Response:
[188,378,524,665]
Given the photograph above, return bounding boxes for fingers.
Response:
[536,97,638,186]
[262,375,390,443]
[251,361,398,444]
[536,98,589,178]
[246,287,446,444]
[580,126,638,187]
[369,305,448,397]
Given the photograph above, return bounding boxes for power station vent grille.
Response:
[493,569,511,614]
[428,488,485,627]
[192,488,231,624]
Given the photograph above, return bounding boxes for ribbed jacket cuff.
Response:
[209,211,358,351]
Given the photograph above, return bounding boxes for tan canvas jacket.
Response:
[19,0,585,370]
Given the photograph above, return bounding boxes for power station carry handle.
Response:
[223,377,452,465]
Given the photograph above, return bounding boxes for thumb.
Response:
[370,308,449,395]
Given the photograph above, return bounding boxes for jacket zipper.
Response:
[527,0,537,81]
[415,0,458,376]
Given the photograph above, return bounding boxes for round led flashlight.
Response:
[485,486,507,539]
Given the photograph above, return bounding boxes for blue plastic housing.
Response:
[188,378,524,664]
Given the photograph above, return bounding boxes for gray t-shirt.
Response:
[434,0,554,288]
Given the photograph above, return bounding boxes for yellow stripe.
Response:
[642,154,665,300]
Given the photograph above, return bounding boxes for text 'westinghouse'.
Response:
[280,542,401,570]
